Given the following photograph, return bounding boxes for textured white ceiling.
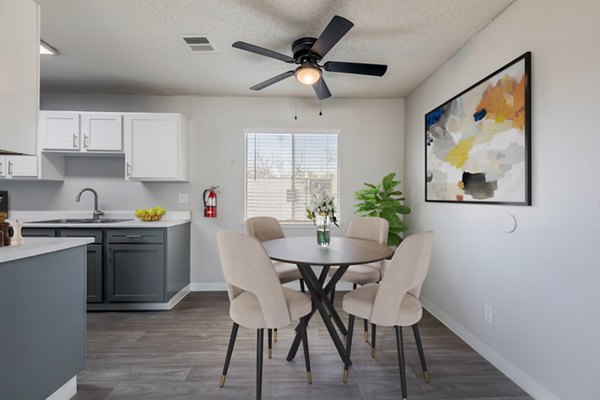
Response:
[35,0,514,98]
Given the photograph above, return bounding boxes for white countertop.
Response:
[0,237,94,264]
[8,210,191,228]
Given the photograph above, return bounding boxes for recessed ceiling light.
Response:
[40,40,58,56]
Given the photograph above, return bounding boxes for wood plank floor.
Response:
[74,292,531,399]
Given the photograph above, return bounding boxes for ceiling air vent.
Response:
[182,36,215,53]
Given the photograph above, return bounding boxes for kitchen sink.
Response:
[30,218,133,224]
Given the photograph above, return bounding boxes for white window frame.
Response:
[244,129,341,224]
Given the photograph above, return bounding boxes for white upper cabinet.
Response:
[0,156,38,178]
[0,0,39,155]
[36,111,188,181]
[39,111,122,152]
[39,111,80,150]
[81,113,122,151]
[124,113,189,181]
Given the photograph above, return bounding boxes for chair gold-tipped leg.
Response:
[268,348,272,359]
[363,330,369,342]
[343,369,349,383]
[307,371,312,384]
[274,328,278,342]
[371,346,376,358]
[424,370,430,384]
[220,322,238,389]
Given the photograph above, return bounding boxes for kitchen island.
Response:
[0,237,93,400]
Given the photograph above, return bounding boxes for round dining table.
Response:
[262,236,394,365]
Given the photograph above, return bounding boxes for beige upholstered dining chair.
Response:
[246,216,305,290]
[329,216,389,342]
[246,216,305,352]
[216,230,313,400]
[342,231,434,400]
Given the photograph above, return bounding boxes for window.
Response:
[245,131,339,223]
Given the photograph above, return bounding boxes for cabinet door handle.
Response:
[73,134,78,148]
[83,135,89,148]
[125,235,143,238]
[126,163,132,177]
[8,161,13,176]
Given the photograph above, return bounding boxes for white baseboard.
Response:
[190,281,355,292]
[167,285,191,308]
[87,285,190,311]
[190,282,227,291]
[46,376,76,400]
[421,297,558,400]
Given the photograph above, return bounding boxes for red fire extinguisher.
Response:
[203,186,219,218]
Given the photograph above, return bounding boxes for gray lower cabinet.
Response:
[59,229,103,303]
[107,243,164,302]
[22,223,190,309]
[86,244,103,302]
[106,229,166,302]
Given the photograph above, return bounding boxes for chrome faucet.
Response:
[75,188,104,221]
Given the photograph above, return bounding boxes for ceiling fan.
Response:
[232,15,388,100]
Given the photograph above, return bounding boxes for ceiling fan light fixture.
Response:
[233,15,386,100]
[295,65,321,86]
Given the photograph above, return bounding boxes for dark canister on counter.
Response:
[0,212,10,246]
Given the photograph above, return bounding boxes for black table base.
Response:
[286,263,351,366]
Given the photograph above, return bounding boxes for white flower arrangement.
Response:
[306,185,339,226]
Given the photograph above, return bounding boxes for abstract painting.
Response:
[425,52,531,205]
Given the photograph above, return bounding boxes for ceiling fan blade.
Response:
[312,77,331,100]
[310,15,354,58]
[250,71,295,91]
[323,61,388,76]
[232,41,294,63]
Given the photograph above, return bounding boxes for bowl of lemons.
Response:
[135,206,166,221]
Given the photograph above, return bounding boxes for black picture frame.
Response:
[425,52,531,205]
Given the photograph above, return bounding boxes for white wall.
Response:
[404,0,600,399]
[3,95,404,287]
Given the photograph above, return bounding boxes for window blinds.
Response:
[246,132,339,223]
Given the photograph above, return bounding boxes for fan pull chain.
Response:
[318,78,323,116]
[294,80,298,120]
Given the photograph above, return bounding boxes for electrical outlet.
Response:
[178,193,189,204]
[484,304,494,326]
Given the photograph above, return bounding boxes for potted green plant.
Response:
[354,172,411,246]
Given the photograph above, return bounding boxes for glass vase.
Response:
[316,214,330,247]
